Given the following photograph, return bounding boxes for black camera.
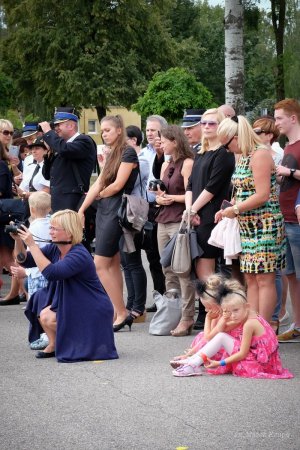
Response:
[4,221,26,234]
[148,179,167,192]
[37,122,54,132]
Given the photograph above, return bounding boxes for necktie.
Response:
[29,164,40,192]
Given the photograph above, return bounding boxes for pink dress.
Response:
[191,316,293,379]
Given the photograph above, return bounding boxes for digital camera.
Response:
[148,179,167,192]
[4,221,26,234]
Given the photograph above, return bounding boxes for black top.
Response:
[0,161,13,199]
[121,146,139,194]
[186,147,235,225]
[43,130,97,211]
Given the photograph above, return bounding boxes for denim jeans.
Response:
[120,233,147,314]
[284,223,300,279]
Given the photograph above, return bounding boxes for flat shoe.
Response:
[35,351,55,359]
[0,296,20,306]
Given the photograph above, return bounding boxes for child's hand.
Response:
[207,310,220,320]
[205,358,221,369]
[11,266,26,279]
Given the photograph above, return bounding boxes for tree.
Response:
[270,0,286,100]
[132,67,214,123]
[224,0,245,114]
[0,0,178,121]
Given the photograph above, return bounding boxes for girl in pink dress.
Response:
[171,287,293,379]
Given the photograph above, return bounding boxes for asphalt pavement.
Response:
[0,268,299,450]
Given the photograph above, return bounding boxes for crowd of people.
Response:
[0,98,299,376]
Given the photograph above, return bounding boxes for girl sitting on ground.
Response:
[171,286,293,379]
[171,274,244,363]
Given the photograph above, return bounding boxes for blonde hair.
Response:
[196,274,246,304]
[221,292,247,307]
[0,119,13,132]
[217,115,266,157]
[28,191,51,216]
[199,108,225,154]
[51,209,83,245]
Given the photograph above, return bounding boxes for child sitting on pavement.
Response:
[171,283,293,379]
[11,191,51,350]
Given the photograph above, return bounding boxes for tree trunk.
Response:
[224,0,245,114]
[271,0,286,101]
[95,105,107,123]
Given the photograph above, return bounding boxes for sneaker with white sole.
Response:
[279,311,290,327]
[30,333,49,350]
[277,323,300,343]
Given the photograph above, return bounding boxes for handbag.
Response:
[149,290,182,336]
[118,168,149,232]
[171,217,192,276]
[0,198,27,224]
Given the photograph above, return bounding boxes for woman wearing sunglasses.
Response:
[185,108,235,288]
[0,119,21,177]
[216,116,285,323]
[155,125,195,336]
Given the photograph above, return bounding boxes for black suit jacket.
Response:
[43,131,97,212]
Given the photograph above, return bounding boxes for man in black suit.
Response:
[39,108,96,213]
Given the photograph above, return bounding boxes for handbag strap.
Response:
[137,165,149,202]
[179,210,190,233]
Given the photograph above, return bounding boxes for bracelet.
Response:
[220,359,226,366]
[199,352,208,363]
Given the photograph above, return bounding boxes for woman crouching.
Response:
[13,209,118,362]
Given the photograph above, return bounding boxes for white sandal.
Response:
[172,364,202,377]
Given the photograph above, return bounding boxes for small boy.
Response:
[11,191,51,350]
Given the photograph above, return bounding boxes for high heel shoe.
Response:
[171,320,194,337]
[113,314,134,332]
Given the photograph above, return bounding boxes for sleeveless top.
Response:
[156,159,185,224]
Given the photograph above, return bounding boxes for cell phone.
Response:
[221,200,233,210]
[157,130,161,138]
[9,145,20,158]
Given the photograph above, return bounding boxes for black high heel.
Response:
[113,314,134,332]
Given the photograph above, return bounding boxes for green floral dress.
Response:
[232,150,286,273]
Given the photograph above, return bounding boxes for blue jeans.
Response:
[272,270,282,321]
[284,223,300,279]
[120,233,147,314]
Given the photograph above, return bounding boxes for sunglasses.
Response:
[200,121,218,127]
[223,135,236,150]
[253,128,267,135]
[1,130,14,136]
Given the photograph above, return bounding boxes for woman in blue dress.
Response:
[13,209,118,362]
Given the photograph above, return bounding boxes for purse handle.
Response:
[178,209,191,233]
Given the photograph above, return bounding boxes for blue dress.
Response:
[24,244,118,362]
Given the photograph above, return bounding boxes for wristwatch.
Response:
[233,204,240,215]
[290,168,296,178]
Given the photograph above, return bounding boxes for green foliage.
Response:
[132,67,214,123]
[0,71,14,114]
[5,109,23,129]
[0,0,178,120]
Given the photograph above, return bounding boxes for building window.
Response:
[88,120,97,134]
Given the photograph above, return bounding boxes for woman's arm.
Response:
[15,228,51,272]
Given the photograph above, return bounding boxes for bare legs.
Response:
[39,306,56,353]
[244,272,277,322]
[195,258,215,281]
[94,252,127,325]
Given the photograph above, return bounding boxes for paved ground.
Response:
[0,270,299,450]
